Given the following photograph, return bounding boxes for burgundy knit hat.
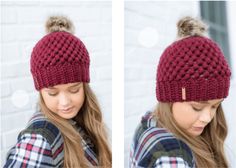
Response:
[156,17,231,102]
[30,16,90,91]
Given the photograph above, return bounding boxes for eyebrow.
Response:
[68,83,82,88]
[47,83,82,90]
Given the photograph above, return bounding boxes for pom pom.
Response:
[177,16,207,39]
[45,15,75,34]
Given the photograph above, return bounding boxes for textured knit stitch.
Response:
[4,111,98,168]
[30,31,90,90]
[130,111,196,168]
[156,36,231,102]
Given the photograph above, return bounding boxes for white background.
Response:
[124,1,236,167]
[1,1,112,166]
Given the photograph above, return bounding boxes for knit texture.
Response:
[156,36,231,102]
[30,31,90,90]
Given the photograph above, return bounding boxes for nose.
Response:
[58,93,71,107]
[199,109,212,123]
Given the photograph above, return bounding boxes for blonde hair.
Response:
[39,83,112,167]
[153,102,228,167]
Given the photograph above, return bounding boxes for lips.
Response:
[192,126,204,131]
[60,107,73,113]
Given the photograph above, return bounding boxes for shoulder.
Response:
[4,112,64,168]
[139,135,194,167]
[130,112,195,168]
[20,111,64,157]
[132,111,169,148]
[21,111,61,145]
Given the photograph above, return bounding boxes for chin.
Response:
[58,111,78,119]
[60,114,76,119]
[189,130,203,137]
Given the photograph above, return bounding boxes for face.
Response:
[41,82,85,119]
[172,98,223,136]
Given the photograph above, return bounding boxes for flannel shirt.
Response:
[4,111,98,168]
[130,111,196,168]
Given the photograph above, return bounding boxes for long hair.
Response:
[153,102,228,168]
[39,83,112,168]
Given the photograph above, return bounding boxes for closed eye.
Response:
[69,88,80,93]
[192,106,202,112]
[192,104,220,112]
[48,92,58,96]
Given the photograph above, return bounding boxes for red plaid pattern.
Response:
[4,111,98,168]
[4,133,60,168]
[155,156,192,168]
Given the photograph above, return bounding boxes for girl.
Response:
[130,17,231,168]
[4,16,112,168]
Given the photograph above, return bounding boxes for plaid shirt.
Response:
[4,111,98,168]
[130,111,196,168]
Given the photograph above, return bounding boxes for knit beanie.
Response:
[156,17,231,102]
[30,16,90,91]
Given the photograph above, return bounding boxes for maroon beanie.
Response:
[30,17,90,91]
[156,24,231,102]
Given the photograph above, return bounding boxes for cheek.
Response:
[72,90,85,108]
[41,93,58,112]
[172,104,199,129]
[45,99,57,111]
[73,94,84,108]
